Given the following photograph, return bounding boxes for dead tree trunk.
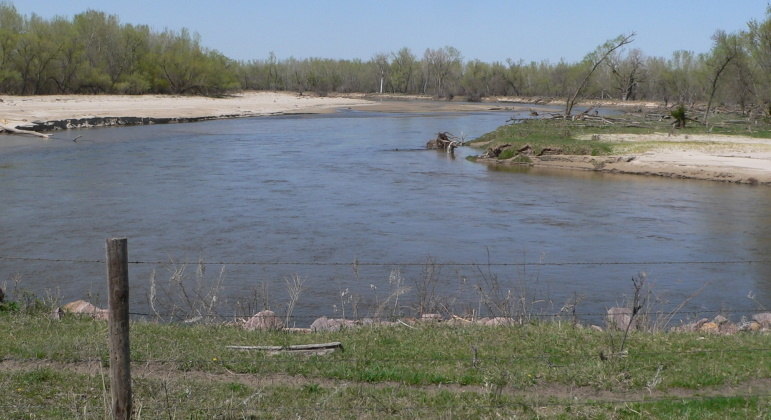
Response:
[565,33,635,116]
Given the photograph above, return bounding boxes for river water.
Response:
[1,109,770,325]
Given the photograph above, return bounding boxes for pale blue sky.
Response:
[12,0,770,63]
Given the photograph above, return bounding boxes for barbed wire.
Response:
[127,308,767,320]
[2,255,770,267]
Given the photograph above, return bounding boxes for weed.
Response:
[284,274,305,327]
[147,258,225,322]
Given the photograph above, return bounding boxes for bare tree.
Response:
[565,33,635,116]
[422,46,462,97]
[608,48,645,101]
[703,30,740,124]
[372,52,389,94]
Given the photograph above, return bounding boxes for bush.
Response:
[0,301,19,313]
[498,148,516,159]
[671,105,687,128]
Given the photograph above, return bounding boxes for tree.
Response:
[703,30,740,124]
[389,47,416,93]
[422,46,462,97]
[565,33,635,116]
[372,53,388,94]
[607,48,645,101]
[746,7,771,113]
[461,59,491,101]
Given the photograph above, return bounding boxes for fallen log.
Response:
[0,124,50,139]
[226,342,343,352]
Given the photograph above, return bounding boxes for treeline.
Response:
[2,2,771,113]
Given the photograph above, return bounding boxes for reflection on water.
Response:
[1,111,770,324]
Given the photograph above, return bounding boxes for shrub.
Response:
[671,105,687,128]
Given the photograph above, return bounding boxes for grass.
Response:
[469,109,771,159]
[0,311,769,418]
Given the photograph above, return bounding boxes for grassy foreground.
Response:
[0,311,769,419]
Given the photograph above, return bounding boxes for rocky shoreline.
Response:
[49,297,771,336]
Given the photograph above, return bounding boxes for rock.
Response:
[718,322,738,335]
[692,318,710,330]
[606,307,636,330]
[420,313,443,322]
[445,317,472,326]
[54,300,109,320]
[740,321,762,332]
[713,314,729,325]
[243,310,284,331]
[699,322,719,333]
[484,317,515,326]
[590,325,604,332]
[309,316,356,332]
[752,312,771,328]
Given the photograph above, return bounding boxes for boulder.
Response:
[53,300,109,320]
[752,312,771,328]
[309,316,356,332]
[243,310,284,331]
[606,307,637,330]
[740,321,762,332]
[671,318,710,333]
[699,321,719,333]
[474,317,491,325]
[483,317,515,326]
[718,322,738,335]
[420,313,443,322]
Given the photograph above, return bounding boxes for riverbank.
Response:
[470,115,771,185]
[0,91,374,133]
[474,133,771,185]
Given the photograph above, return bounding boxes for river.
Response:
[1,109,770,325]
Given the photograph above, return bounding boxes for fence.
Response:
[1,239,770,418]
[1,252,768,325]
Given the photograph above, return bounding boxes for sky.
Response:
[12,0,771,63]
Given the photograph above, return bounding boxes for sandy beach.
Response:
[0,92,373,130]
[1,92,770,184]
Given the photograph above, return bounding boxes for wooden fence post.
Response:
[106,238,132,419]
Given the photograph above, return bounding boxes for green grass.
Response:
[469,111,771,159]
[0,312,769,418]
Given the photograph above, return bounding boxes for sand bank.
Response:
[478,132,771,185]
[0,91,373,131]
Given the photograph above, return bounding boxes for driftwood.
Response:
[481,143,511,158]
[426,131,462,152]
[0,124,50,139]
[226,342,343,355]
